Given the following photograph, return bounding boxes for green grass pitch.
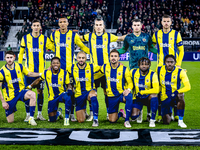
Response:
[0,61,199,149]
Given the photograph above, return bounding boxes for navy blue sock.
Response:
[30,106,35,117]
[91,96,99,120]
[64,93,71,118]
[70,94,75,114]
[37,93,43,112]
[151,97,158,120]
[131,114,140,120]
[125,93,133,121]
[177,109,184,120]
[49,116,56,122]
[105,95,108,113]
[56,111,60,120]
[25,99,30,113]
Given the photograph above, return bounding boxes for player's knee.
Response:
[163,114,171,125]
[109,118,117,123]
[29,91,36,101]
[178,93,184,100]
[149,94,157,99]
[77,118,85,123]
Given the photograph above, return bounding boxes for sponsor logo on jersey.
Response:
[76,77,89,81]
[160,43,171,48]
[9,78,21,84]
[30,48,41,52]
[57,43,69,47]
[161,80,174,85]
[49,83,61,87]
[93,44,106,49]
[132,46,145,50]
[107,77,119,83]
[136,83,148,88]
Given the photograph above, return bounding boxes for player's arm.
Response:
[177,70,191,93]
[28,71,45,89]
[20,64,41,77]
[75,33,90,54]
[152,32,157,46]
[0,72,9,110]
[176,33,184,67]
[117,36,129,54]
[18,37,25,64]
[46,37,55,52]
[116,34,127,42]
[140,73,159,95]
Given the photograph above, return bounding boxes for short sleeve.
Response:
[110,33,118,42]
[40,70,46,80]
[20,36,26,48]
[83,33,89,42]
[65,71,70,85]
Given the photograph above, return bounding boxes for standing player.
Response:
[19,19,55,122]
[28,57,72,125]
[130,57,159,127]
[67,51,100,127]
[100,49,133,128]
[80,17,126,120]
[50,17,90,122]
[156,55,191,128]
[0,51,41,125]
[152,14,184,121]
[118,19,157,122]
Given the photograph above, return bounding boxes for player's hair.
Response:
[5,50,15,56]
[109,49,120,57]
[132,19,142,24]
[32,19,41,25]
[59,16,68,22]
[162,14,172,20]
[164,55,176,63]
[138,57,151,66]
[51,57,60,63]
[77,51,86,57]
[93,16,106,33]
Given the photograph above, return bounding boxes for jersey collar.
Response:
[110,62,120,69]
[5,62,15,71]
[51,68,61,75]
[30,33,41,38]
[162,29,172,34]
[59,29,69,34]
[76,63,87,69]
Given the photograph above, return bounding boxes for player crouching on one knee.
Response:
[130,57,159,127]
[100,49,133,128]
[28,57,72,125]
[156,55,191,128]
[0,51,42,125]
[67,51,100,127]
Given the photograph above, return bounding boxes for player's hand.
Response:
[171,90,178,99]
[67,89,73,96]
[47,66,51,70]
[123,89,130,96]
[119,62,124,66]
[2,102,9,110]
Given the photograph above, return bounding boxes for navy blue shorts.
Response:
[75,91,90,111]
[108,94,124,114]
[48,92,69,114]
[132,97,149,111]
[24,76,44,90]
[5,89,29,117]
[161,98,177,116]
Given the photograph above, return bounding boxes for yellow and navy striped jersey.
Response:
[100,63,133,97]
[156,66,191,101]
[50,30,89,70]
[83,32,118,66]
[40,68,70,101]
[152,29,184,66]
[19,33,55,73]
[67,63,100,98]
[130,68,159,99]
[0,63,29,101]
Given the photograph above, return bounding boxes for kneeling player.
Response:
[67,51,100,127]
[100,49,133,128]
[0,51,41,125]
[156,55,191,128]
[29,57,72,125]
[130,57,159,127]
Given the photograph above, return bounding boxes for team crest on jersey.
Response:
[18,70,20,74]
[118,72,121,76]
[146,79,149,82]
[104,38,107,41]
[170,37,173,40]
[86,70,90,73]
[59,78,62,81]
[143,38,146,42]
[40,42,43,45]
[68,37,70,40]
[173,75,176,79]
